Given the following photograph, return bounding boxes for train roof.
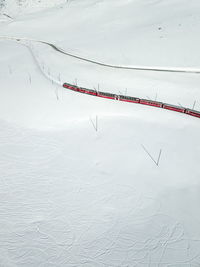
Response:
[186,108,200,114]
[119,95,139,99]
[98,91,115,95]
[140,99,162,104]
[163,103,186,109]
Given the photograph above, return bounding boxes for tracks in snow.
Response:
[1,35,200,120]
[1,35,200,74]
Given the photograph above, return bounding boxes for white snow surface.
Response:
[0,0,200,266]
[0,0,68,17]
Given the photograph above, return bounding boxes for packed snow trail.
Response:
[1,35,200,74]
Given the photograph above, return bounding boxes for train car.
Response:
[79,87,97,96]
[87,89,97,96]
[185,109,200,118]
[63,83,70,88]
[63,83,78,91]
[76,87,85,93]
[63,83,96,96]
[119,95,140,103]
[64,83,73,90]
[97,91,116,100]
[139,99,163,108]
[71,85,79,91]
[162,103,186,113]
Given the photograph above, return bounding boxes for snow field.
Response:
[0,114,200,266]
[0,0,200,266]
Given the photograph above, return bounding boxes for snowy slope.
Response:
[0,0,200,266]
[0,0,68,17]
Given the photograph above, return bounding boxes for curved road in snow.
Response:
[1,35,200,119]
[1,35,200,74]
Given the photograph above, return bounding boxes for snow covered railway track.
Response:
[63,83,200,119]
[42,42,200,74]
[1,36,200,119]
[2,35,200,74]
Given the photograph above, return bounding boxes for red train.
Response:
[63,83,200,119]
[139,99,163,108]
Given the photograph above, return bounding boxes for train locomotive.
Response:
[63,83,200,119]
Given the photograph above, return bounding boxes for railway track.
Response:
[63,82,200,119]
[1,35,200,74]
[1,36,200,119]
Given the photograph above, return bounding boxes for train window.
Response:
[99,91,105,95]
[141,99,153,103]
[99,92,115,97]
[121,96,138,101]
[88,89,95,93]
[149,101,160,105]
[187,109,200,115]
[163,104,182,109]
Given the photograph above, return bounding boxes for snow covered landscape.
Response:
[0,0,200,266]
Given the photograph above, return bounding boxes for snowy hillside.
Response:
[0,0,200,266]
[0,0,68,17]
